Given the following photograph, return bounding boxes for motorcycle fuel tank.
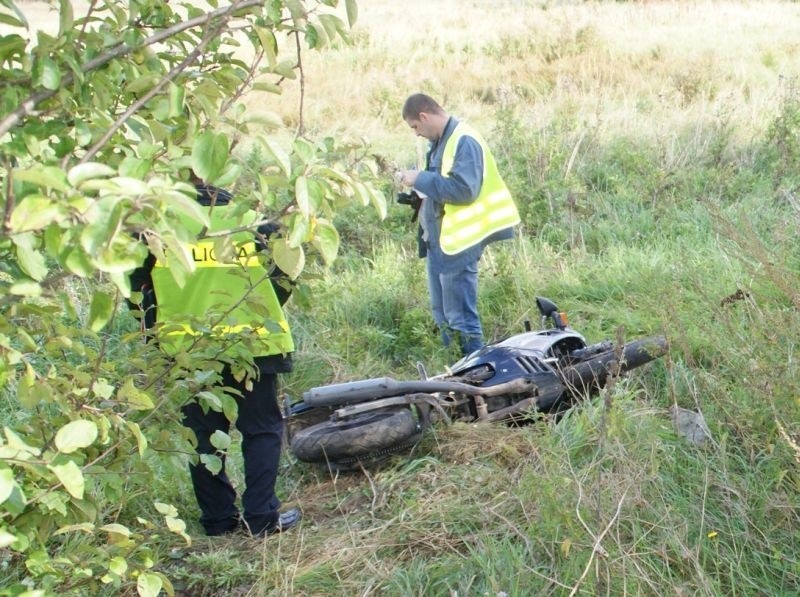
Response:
[450,328,587,411]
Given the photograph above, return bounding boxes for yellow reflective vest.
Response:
[150,207,294,357]
[439,122,520,255]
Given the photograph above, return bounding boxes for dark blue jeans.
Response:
[182,366,283,536]
[426,257,484,356]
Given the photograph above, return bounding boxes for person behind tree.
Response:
[128,174,301,537]
[396,93,521,356]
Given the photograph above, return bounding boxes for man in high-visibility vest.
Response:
[128,178,301,537]
[397,93,520,356]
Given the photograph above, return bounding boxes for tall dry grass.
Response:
[264,0,800,159]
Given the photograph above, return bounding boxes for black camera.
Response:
[396,191,422,222]
[397,191,422,208]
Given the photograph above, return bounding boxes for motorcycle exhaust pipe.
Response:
[303,376,538,407]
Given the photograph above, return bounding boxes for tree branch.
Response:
[0,0,263,138]
[294,30,306,136]
[77,18,225,164]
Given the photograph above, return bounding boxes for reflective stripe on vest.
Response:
[439,122,520,255]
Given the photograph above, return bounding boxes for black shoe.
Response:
[263,508,301,536]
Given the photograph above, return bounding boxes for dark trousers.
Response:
[181,365,283,536]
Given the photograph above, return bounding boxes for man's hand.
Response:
[395,169,420,187]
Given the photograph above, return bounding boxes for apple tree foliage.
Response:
[0,0,384,594]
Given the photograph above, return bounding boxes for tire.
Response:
[290,407,421,464]
[560,335,667,395]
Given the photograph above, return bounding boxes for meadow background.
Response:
[194,1,800,595]
[8,0,800,595]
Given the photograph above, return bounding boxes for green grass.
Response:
[9,1,797,594]
[244,57,800,592]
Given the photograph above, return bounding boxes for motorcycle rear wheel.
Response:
[291,407,421,465]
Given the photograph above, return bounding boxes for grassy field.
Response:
[9,0,800,594]
[153,1,800,595]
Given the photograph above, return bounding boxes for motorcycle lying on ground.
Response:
[286,297,668,471]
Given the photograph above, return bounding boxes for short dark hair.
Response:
[402,93,445,120]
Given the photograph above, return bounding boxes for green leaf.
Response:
[293,137,316,164]
[53,522,95,536]
[55,419,98,454]
[12,166,69,192]
[0,467,16,505]
[168,82,185,118]
[318,14,343,42]
[88,291,114,332]
[49,460,85,499]
[154,502,178,517]
[0,13,24,27]
[210,430,231,450]
[244,110,282,129]
[100,523,131,537]
[37,56,61,90]
[137,571,163,597]
[200,453,222,475]
[259,137,291,176]
[126,421,148,456]
[15,243,48,281]
[0,529,17,549]
[67,162,116,187]
[287,212,309,248]
[9,280,41,296]
[0,1,28,28]
[197,391,222,412]
[252,81,282,94]
[58,0,73,37]
[63,246,95,277]
[213,161,243,188]
[369,185,388,220]
[353,181,370,206]
[119,156,151,179]
[273,59,297,79]
[165,188,211,228]
[16,362,41,408]
[0,34,26,64]
[165,515,190,544]
[191,131,229,183]
[272,238,305,280]
[312,219,340,265]
[3,427,41,457]
[220,393,238,423]
[308,21,328,48]
[315,165,353,185]
[108,556,128,576]
[295,175,309,216]
[255,25,277,67]
[92,379,115,400]
[285,0,305,26]
[8,195,61,232]
[125,74,160,94]
[119,378,155,411]
[345,0,358,27]
[95,237,148,274]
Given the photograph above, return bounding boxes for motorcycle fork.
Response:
[473,395,489,420]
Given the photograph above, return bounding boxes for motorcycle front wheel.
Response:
[560,335,667,395]
[290,407,421,466]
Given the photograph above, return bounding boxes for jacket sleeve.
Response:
[414,135,484,206]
